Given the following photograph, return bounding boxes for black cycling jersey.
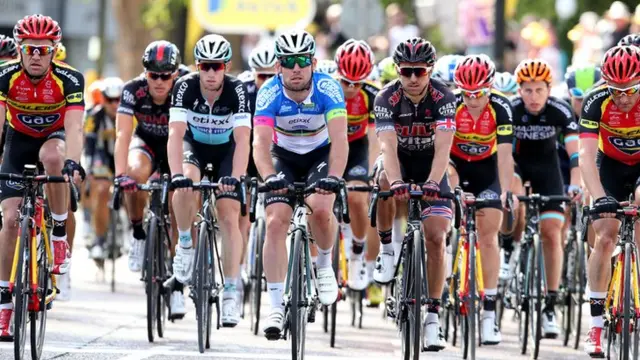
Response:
[374,78,457,158]
[169,72,251,146]
[84,105,115,162]
[118,76,171,141]
[238,71,257,115]
[510,95,578,158]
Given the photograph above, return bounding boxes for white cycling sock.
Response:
[316,246,333,268]
[267,282,284,310]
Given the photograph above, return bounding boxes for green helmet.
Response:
[378,57,397,85]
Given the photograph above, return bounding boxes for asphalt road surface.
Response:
[0,220,590,360]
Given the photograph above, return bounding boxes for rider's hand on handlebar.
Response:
[171,174,193,192]
[264,174,288,195]
[218,176,239,193]
[316,175,341,195]
[592,196,618,219]
[421,180,440,201]
[500,191,519,209]
[115,174,137,192]
[62,159,86,184]
[390,180,409,201]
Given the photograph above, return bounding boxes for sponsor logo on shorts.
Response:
[348,165,367,177]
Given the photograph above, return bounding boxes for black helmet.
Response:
[619,33,640,48]
[177,64,191,78]
[142,40,181,72]
[0,35,17,58]
[393,37,436,66]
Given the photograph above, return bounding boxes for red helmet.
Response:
[454,54,496,91]
[13,14,62,44]
[601,45,640,84]
[335,39,374,82]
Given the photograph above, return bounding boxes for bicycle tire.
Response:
[30,229,48,360]
[634,245,640,359]
[399,237,411,360]
[250,218,265,335]
[572,239,587,350]
[410,229,422,359]
[195,221,210,354]
[530,235,543,359]
[330,230,340,348]
[622,242,632,360]
[156,225,168,339]
[462,313,469,359]
[290,230,307,360]
[109,209,118,293]
[14,216,30,360]
[145,217,158,343]
[207,227,218,347]
[468,232,477,360]
[561,236,573,347]
[518,243,530,355]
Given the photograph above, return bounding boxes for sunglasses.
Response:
[105,97,120,103]
[197,62,225,72]
[461,88,491,99]
[568,87,585,99]
[20,44,55,56]
[607,84,640,97]
[339,78,364,88]
[256,73,276,81]
[397,66,431,78]
[279,55,313,69]
[146,72,173,81]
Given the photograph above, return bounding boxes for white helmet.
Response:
[493,71,519,94]
[194,34,232,62]
[249,45,277,70]
[274,30,316,57]
[101,77,124,98]
[432,54,463,86]
[315,59,337,75]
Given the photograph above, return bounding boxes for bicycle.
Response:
[369,183,460,360]
[512,189,570,360]
[250,179,350,360]
[247,182,266,336]
[584,201,640,360]
[446,188,503,360]
[1,164,78,360]
[112,174,172,344]
[559,200,587,350]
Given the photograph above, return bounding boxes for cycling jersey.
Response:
[254,72,347,155]
[118,76,171,140]
[374,78,457,158]
[451,89,513,162]
[579,85,640,166]
[346,82,379,142]
[84,106,115,173]
[237,70,257,113]
[0,60,85,138]
[510,95,578,157]
[169,72,251,146]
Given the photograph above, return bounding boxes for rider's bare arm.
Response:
[579,138,605,199]
[497,143,514,192]
[64,109,84,162]
[167,121,186,176]
[253,125,276,179]
[327,115,349,178]
[427,128,454,184]
[378,131,402,184]
[114,113,134,176]
[232,126,251,179]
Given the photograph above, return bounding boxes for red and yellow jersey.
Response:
[451,90,514,162]
[579,85,640,165]
[0,60,85,138]
[346,82,379,142]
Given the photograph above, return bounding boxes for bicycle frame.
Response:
[283,205,317,316]
[194,183,225,300]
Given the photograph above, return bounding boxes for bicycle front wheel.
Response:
[14,216,30,360]
[518,243,531,355]
[330,230,340,348]
[250,218,265,335]
[156,224,169,339]
[290,230,307,360]
[30,228,49,360]
[109,209,118,293]
[621,242,632,360]
[145,217,158,343]
[467,232,477,360]
[195,221,211,354]
[410,229,422,359]
[530,235,543,359]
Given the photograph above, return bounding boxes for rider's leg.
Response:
[347,179,369,290]
[307,192,339,305]
[171,163,200,283]
[90,179,110,255]
[218,192,243,327]
[373,169,397,283]
[124,150,153,272]
[499,174,524,279]
[477,205,503,344]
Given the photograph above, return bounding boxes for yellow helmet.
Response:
[55,43,66,61]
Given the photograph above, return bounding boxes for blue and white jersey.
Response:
[169,73,251,145]
[254,72,347,155]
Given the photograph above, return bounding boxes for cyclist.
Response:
[0,35,18,164]
[253,29,348,339]
[334,39,380,291]
[448,54,516,344]
[372,37,457,351]
[431,54,462,90]
[168,34,251,327]
[315,58,338,75]
[377,56,398,87]
[114,40,184,318]
[0,14,86,339]
[492,71,519,97]
[503,59,580,339]
[84,77,123,260]
[618,33,640,48]
[580,45,640,357]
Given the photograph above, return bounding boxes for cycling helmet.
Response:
[618,33,640,48]
[101,77,124,99]
[601,45,640,84]
[249,45,277,69]
[54,42,66,61]
[368,64,380,83]
[0,35,17,58]
[378,56,398,85]
[194,34,232,63]
[316,59,338,75]
[454,54,496,90]
[142,40,181,72]
[88,80,104,106]
[515,58,552,84]
[177,64,191,78]
[13,14,62,44]
[274,29,316,57]
[493,72,519,94]
[237,70,254,83]
[432,55,463,85]
[335,39,374,82]
[564,65,601,98]
[393,37,436,66]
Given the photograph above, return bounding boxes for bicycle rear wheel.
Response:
[14,216,30,360]
[145,217,158,343]
[330,230,340,348]
[290,230,307,360]
[250,218,265,335]
[195,222,210,354]
[530,235,543,359]
[30,229,48,360]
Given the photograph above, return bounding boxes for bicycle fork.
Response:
[606,249,640,329]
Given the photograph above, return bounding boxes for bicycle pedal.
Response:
[169,313,185,321]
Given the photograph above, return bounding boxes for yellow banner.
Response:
[192,0,316,33]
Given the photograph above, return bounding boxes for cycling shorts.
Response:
[449,156,502,211]
[597,151,640,202]
[91,149,115,178]
[0,128,65,201]
[266,144,330,208]
[514,157,564,214]
[373,153,453,220]
[129,134,170,175]
[344,137,369,183]
[183,138,240,202]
